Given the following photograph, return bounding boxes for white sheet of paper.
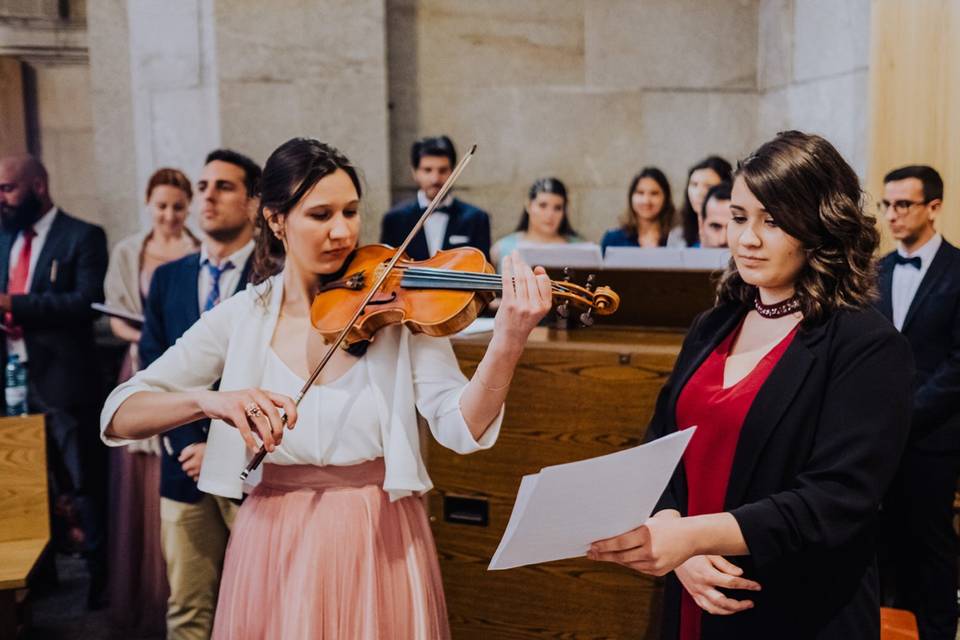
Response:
[488,428,695,570]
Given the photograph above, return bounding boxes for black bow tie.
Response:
[894,254,922,270]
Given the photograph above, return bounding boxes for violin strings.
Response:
[392,266,588,294]
[399,268,583,296]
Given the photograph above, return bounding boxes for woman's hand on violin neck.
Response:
[194,388,299,453]
[493,252,553,351]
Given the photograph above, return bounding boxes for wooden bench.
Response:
[0,415,49,639]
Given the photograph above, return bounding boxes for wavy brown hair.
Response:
[717,131,879,324]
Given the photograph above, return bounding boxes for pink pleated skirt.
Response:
[211,459,450,640]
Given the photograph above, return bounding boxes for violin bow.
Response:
[240,144,478,479]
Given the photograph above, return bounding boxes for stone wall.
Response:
[33,62,100,224]
[757,0,871,178]
[387,0,762,244]
[9,0,876,247]
[213,0,391,245]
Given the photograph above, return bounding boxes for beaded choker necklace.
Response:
[754,294,801,319]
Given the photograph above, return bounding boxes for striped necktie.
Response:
[203,260,234,312]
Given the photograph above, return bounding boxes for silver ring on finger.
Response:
[245,402,263,418]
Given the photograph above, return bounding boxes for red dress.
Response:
[674,321,797,640]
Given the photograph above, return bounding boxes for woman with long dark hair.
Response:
[669,156,733,247]
[101,138,553,638]
[589,131,913,639]
[601,167,674,255]
[490,177,583,272]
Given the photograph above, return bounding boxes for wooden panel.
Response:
[0,57,27,156]
[867,0,960,251]
[546,268,718,329]
[0,538,48,590]
[0,415,48,544]
[428,327,683,639]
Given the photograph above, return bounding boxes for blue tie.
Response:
[203,260,235,312]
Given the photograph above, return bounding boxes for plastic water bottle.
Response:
[5,354,28,416]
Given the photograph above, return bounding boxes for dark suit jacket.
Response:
[647,302,913,639]
[877,240,960,452]
[379,197,491,261]
[139,251,252,503]
[0,210,108,412]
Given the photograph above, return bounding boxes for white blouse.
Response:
[100,273,504,502]
[262,350,383,467]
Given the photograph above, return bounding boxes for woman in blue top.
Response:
[601,167,675,255]
[491,177,583,272]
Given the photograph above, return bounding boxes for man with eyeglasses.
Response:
[876,165,960,640]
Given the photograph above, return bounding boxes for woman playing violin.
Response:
[100,138,553,639]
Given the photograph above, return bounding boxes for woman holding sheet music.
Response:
[588,131,913,639]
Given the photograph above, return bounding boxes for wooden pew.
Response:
[432,326,684,638]
[0,415,49,638]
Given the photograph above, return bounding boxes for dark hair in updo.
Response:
[251,138,362,286]
[717,130,879,324]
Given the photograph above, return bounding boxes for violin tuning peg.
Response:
[579,308,594,327]
[584,274,596,292]
[556,301,570,319]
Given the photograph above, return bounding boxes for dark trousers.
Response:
[30,378,108,586]
[881,447,960,640]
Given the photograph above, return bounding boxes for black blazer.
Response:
[0,210,108,411]
[877,240,960,452]
[379,197,491,261]
[647,303,913,639]
[139,251,252,503]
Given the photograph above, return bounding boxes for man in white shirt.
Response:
[138,149,259,640]
[0,154,110,607]
[379,135,492,261]
[876,165,960,640]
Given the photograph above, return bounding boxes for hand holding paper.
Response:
[488,428,695,571]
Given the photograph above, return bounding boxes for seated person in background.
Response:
[491,177,583,272]
[601,167,674,255]
[669,155,733,247]
[698,182,733,248]
[380,135,491,260]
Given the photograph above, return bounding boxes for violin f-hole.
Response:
[367,291,398,306]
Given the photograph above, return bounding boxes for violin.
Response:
[310,244,619,346]
[240,144,619,479]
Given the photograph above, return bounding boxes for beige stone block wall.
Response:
[31,62,101,226]
[87,0,139,243]
[756,0,871,179]
[214,0,391,245]
[388,0,761,246]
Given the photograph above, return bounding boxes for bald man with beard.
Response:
[0,154,109,608]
